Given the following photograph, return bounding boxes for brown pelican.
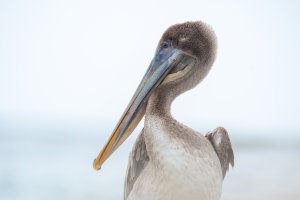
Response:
[93,21,234,200]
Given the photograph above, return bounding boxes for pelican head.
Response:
[93,21,217,170]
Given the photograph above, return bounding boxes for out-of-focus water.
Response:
[1,116,299,200]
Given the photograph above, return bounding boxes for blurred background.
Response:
[0,0,300,199]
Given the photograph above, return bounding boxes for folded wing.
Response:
[205,127,234,178]
[124,129,149,199]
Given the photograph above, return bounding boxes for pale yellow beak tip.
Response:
[93,159,101,171]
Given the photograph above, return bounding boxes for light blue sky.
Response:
[1,0,300,135]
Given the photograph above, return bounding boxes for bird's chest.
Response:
[144,116,198,172]
[129,116,222,200]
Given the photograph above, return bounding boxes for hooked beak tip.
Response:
[93,159,101,171]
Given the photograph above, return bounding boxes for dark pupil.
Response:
[162,42,168,48]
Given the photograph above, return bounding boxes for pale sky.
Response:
[0,0,300,135]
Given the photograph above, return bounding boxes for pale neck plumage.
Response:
[145,88,174,118]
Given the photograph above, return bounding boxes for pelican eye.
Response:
[161,41,170,49]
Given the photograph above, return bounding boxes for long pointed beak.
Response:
[93,48,185,170]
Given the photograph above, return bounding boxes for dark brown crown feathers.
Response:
[158,21,217,64]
